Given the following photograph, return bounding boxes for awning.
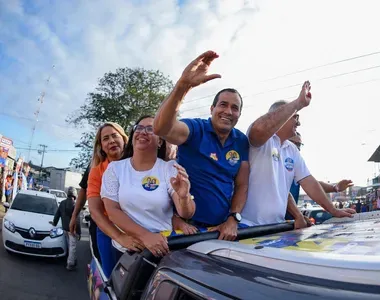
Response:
[368,145,380,162]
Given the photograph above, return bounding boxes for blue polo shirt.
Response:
[178,118,249,225]
[290,180,300,204]
[285,180,301,220]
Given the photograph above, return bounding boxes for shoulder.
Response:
[233,128,249,144]
[156,158,175,169]
[180,118,206,131]
[108,158,130,168]
[107,159,130,174]
[252,134,276,151]
[89,163,102,176]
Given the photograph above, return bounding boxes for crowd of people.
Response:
[65,51,357,276]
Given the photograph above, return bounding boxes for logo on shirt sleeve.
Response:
[226,150,240,166]
[284,157,294,171]
[142,176,160,191]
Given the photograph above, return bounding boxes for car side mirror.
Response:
[3,202,10,208]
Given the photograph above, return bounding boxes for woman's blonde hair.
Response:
[91,122,128,167]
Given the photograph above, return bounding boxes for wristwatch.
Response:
[228,212,242,223]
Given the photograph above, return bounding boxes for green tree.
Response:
[67,68,174,169]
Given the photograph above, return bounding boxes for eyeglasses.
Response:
[133,125,154,134]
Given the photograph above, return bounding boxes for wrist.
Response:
[332,184,339,193]
[177,78,193,92]
[180,194,194,205]
[227,215,238,224]
[292,98,303,112]
[228,212,242,223]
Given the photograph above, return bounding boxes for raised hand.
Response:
[296,81,312,110]
[336,179,354,192]
[170,164,191,200]
[179,51,221,88]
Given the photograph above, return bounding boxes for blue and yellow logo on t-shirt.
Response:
[284,157,294,171]
[226,150,240,166]
[142,176,160,191]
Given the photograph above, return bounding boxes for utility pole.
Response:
[38,144,48,179]
[27,65,55,161]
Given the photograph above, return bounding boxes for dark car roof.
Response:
[157,249,379,299]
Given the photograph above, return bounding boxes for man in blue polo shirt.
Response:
[154,50,249,240]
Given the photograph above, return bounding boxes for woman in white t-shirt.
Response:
[101,116,196,257]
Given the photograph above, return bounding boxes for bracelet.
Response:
[333,184,339,193]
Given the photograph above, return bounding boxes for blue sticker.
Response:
[284,157,294,171]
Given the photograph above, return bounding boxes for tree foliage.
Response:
[67,68,173,169]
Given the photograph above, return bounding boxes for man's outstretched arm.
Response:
[248,81,311,147]
[300,176,356,218]
[154,50,221,145]
[319,179,353,193]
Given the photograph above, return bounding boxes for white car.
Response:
[47,189,67,204]
[2,190,67,258]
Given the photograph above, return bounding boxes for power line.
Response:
[192,74,380,119]
[0,112,77,129]
[184,64,380,116]
[181,50,380,106]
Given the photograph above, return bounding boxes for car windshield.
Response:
[50,190,66,198]
[11,194,58,215]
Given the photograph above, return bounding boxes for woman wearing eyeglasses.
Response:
[101,115,196,257]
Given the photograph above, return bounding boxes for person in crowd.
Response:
[69,165,101,263]
[355,199,362,213]
[87,122,142,278]
[5,175,13,203]
[242,82,356,227]
[102,116,195,257]
[51,186,81,271]
[154,51,249,241]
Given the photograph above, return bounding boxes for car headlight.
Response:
[3,219,16,233]
[50,227,64,238]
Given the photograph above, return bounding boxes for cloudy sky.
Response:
[1,0,379,186]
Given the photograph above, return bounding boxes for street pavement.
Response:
[0,212,92,300]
